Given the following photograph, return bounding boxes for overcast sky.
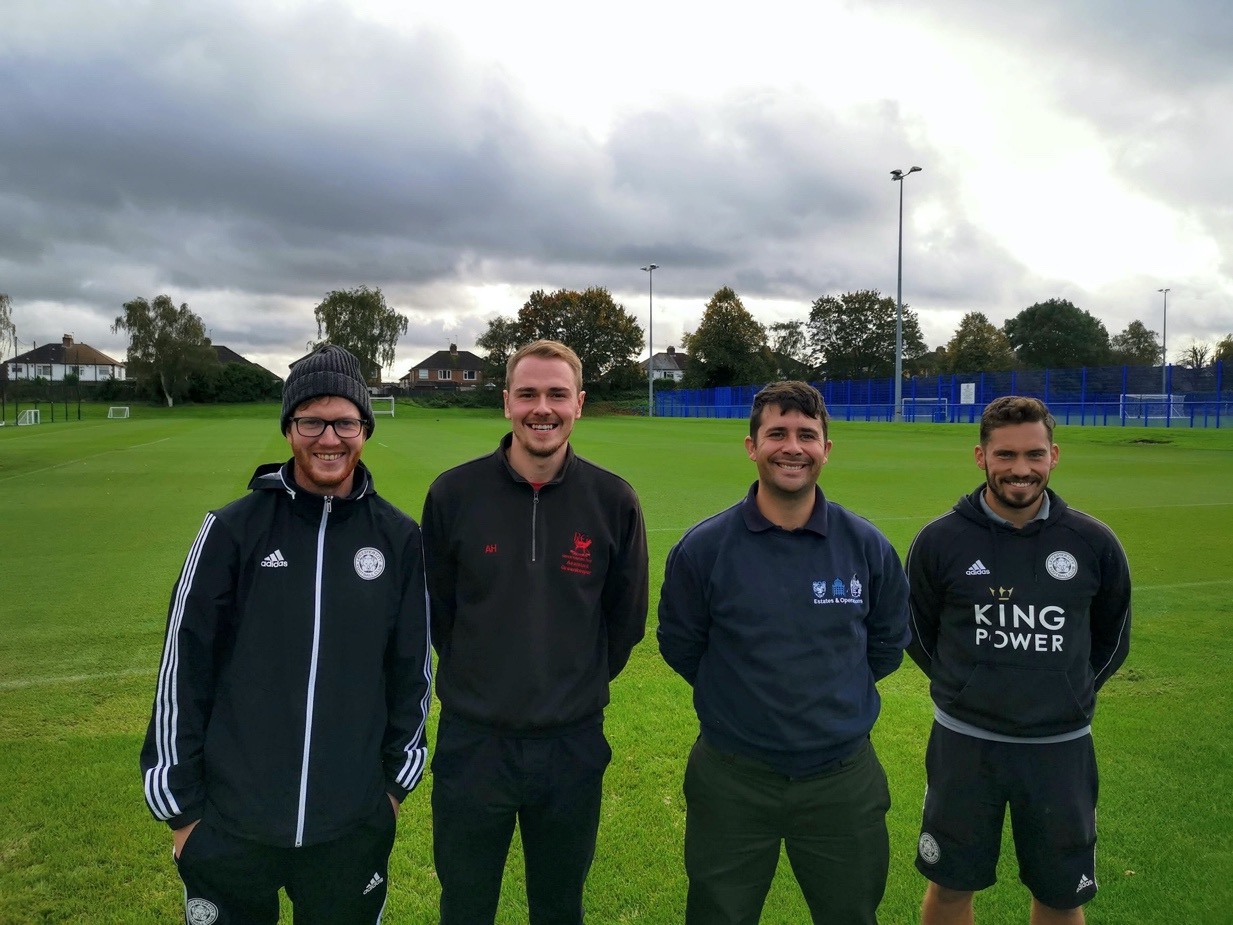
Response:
[3,0,1230,379]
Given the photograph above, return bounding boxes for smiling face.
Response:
[975,420,1059,525]
[745,405,831,502]
[503,354,585,477]
[286,395,366,497]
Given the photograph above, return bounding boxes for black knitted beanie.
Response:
[280,344,375,437]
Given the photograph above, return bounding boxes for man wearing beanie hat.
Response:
[141,343,432,923]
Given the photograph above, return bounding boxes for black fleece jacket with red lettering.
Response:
[421,435,649,733]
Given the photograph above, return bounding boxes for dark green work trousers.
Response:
[683,735,891,925]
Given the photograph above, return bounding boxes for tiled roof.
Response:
[6,341,122,367]
[408,348,484,372]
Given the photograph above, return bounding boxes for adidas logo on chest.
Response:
[260,549,289,568]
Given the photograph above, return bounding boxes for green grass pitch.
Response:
[1,403,1230,923]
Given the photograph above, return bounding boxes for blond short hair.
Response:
[507,340,583,391]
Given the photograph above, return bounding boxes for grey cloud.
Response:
[5,0,1181,374]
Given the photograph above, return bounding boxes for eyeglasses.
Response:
[290,417,364,438]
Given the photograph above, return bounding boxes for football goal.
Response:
[902,397,949,422]
[107,406,130,419]
[1120,393,1186,423]
[17,409,40,426]
[371,396,396,417]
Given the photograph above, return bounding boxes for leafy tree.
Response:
[918,345,949,376]
[515,288,644,382]
[0,293,14,361]
[0,293,15,410]
[680,287,775,388]
[1002,299,1110,369]
[1109,320,1162,366]
[1212,335,1233,365]
[476,288,644,385]
[1179,341,1211,369]
[476,316,523,386]
[112,295,218,407]
[189,362,282,403]
[768,320,813,379]
[313,285,408,382]
[943,312,1016,374]
[593,360,645,394]
[807,289,927,380]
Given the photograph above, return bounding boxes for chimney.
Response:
[63,334,74,347]
[449,343,458,354]
[667,346,675,355]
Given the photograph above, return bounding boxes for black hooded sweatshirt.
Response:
[906,485,1131,738]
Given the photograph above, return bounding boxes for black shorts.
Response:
[915,722,1099,910]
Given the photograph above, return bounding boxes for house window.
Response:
[417,369,429,380]
[38,365,52,377]
[463,370,477,381]
[438,369,452,380]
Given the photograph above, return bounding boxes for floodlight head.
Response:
[642,264,659,272]
[909,165,922,174]
[890,169,903,179]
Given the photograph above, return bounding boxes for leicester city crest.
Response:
[1045,551,1078,581]
[353,547,386,581]
[186,899,219,925]
[812,580,827,600]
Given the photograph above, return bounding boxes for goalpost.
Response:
[371,396,395,417]
[1120,393,1186,423]
[107,406,130,419]
[901,397,949,422]
[17,409,40,426]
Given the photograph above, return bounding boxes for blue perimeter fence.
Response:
[656,362,1230,428]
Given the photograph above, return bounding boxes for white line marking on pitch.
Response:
[1135,579,1233,591]
[0,437,171,483]
[0,667,152,691]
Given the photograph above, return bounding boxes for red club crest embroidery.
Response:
[561,532,593,576]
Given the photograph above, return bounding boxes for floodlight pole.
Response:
[642,264,659,417]
[890,166,921,422]
[1158,287,1169,394]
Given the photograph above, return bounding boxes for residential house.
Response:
[400,344,486,390]
[4,335,125,382]
[640,345,688,382]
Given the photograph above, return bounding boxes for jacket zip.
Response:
[295,495,331,846]
[531,490,540,563]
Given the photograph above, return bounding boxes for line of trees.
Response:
[476,287,1231,390]
[105,286,409,406]
[11,282,1233,409]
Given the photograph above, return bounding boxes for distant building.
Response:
[640,345,688,382]
[4,334,125,382]
[400,344,486,390]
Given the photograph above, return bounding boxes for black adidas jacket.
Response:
[906,486,1131,738]
[140,460,432,847]
[421,434,649,733]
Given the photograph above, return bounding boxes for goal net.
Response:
[107,406,130,419]
[1120,393,1185,422]
[371,396,395,417]
[902,397,949,422]
[17,409,40,426]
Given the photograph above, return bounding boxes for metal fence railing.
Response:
[656,362,1229,428]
